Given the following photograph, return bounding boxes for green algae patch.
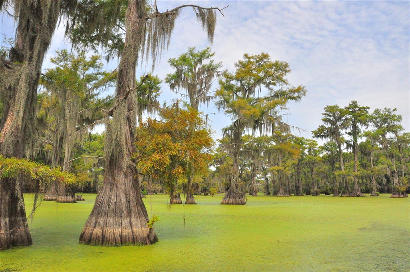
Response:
[0,194,409,272]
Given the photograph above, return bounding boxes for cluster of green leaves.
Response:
[0,155,75,185]
[147,215,160,229]
[166,47,221,110]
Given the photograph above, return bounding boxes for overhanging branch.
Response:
[148,4,228,19]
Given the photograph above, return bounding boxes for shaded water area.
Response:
[0,194,409,271]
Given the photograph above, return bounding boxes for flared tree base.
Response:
[79,175,158,246]
[221,190,246,205]
[56,195,76,203]
[43,195,57,201]
[0,179,32,250]
[185,195,196,204]
[170,193,182,204]
[221,197,246,205]
[76,195,85,201]
[390,192,408,198]
[370,192,379,196]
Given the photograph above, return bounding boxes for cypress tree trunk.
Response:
[43,182,58,201]
[390,158,407,198]
[185,176,196,204]
[295,164,303,196]
[370,152,379,196]
[248,163,258,196]
[264,176,271,196]
[276,157,289,197]
[338,143,349,196]
[79,0,157,246]
[352,134,361,197]
[0,0,61,250]
[276,176,289,196]
[56,133,76,203]
[222,122,246,205]
[170,193,183,204]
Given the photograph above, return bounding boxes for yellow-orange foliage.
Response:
[134,106,213,190]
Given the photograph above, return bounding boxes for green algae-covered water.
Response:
[0,194,409,272]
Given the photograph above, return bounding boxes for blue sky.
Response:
[1,0,409,140]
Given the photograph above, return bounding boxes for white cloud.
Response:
[156,0,409,138]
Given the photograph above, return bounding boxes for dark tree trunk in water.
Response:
[337,143,349,196]
[170,193,183,204]
[276,171,289,196]
[352,134,361,197]
[56,183,76,203]
[390,158,407,198]
[370,152,379,196]
[333,178,339,197]
[0,178,32,250]
[79,1,157,246]
[295,165,303,196]
[0,0,61,250]
[222,121,246,205]
[264,176,270,196]
[56,140,76,203]
[185,175,196,204]
[43,182,57,201]
[311,180,319,196]
[248,166,258,196]
[276,179,289,196]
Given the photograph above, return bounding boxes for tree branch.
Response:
[148,4,228,19]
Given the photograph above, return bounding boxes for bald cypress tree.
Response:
[0,0,76,250]
[166,47,220,204]
[72,0,224,246]
[313,105,348,196]
[216,53,306,204]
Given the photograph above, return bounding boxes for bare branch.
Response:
[148,4,228,19]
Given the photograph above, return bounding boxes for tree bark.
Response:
[295,164,303,196]
[370,152,379,196]
[56,132,76,203]
[248,166,258,196]
[390,158,407,198]
[185,176,196,204]
[0,177,32,250]
[0,0,61,250]
[79,0,158,246]
[352,132,361,196]
[264,175,271,196]
[221,122,246,205]
[43,182,57,201]
[170,193,183,204]
[276,175,289,196]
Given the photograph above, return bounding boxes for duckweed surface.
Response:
[0,194,409,271]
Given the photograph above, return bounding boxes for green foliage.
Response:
[147,215,160,229]
[0,155,75,185]
[136,74,161,124]
[166,47,221,109]
[216,53,306,139]
[36,50,114,169]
